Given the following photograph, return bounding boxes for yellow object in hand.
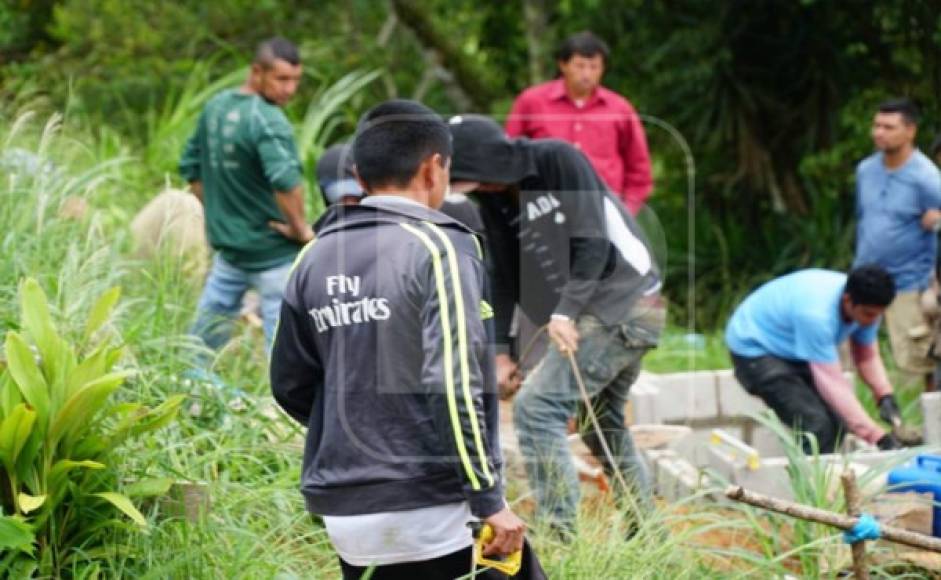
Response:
[474,523,522,576]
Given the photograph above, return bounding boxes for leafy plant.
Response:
[0,278,183,576]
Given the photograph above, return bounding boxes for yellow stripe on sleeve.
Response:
[425,222,494,487]
[399,223,482,490]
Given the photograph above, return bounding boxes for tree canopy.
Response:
[3,0,940,326]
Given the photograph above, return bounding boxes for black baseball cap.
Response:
[316,144,365,204]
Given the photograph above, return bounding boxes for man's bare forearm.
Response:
[809,361,885,444]
[273,184,314,243]
[189,181,204,204]
[851,341,893,400]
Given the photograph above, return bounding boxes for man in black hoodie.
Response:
[271,101,532,578]
[448,115,665,535]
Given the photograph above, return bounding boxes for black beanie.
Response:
[447,115,533,184]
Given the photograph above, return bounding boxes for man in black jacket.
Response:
[270,101,530,578]
[449,115,665,535]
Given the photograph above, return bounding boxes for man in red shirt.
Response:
[506,32,653,214]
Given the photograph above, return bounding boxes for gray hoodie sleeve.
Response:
[407,222,504,518]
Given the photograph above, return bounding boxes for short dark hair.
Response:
[878,98,919,125]
[845,265,896,307]
[255,37,300,67]
[555,31,610,64]
[353,99,451,190]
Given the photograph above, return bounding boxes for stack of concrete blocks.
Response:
[630,369,771,502]
[629,369,916,501]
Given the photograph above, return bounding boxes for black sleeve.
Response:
[270,298,323,425]
[474,198,519,354]
[545,145,611,318]
[416,227,504,518]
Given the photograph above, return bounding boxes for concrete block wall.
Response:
[714,370,766,417]
[631,369,854,427]
[630,370,768,426]
[633,368,910,502]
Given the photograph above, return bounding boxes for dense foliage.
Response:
[4,0,940,327]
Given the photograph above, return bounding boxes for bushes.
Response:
[0,279,183,576]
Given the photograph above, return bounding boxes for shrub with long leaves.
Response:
[0,278,183,577]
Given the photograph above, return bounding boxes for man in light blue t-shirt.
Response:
[726,267,906,453]
[854,98,941,388]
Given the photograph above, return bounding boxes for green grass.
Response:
[1,102,933,578]
[644,327,731,373]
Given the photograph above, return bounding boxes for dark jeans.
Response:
[731,353,846,454]
[338,540,546,580]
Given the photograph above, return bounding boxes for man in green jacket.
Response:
[179,37,313,368]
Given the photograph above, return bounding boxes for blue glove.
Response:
[843,514,881,544]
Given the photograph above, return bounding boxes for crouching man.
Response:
[726,266,909,454]
[270,100,542,578]
[448,115,664,537]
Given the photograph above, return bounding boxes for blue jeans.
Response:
[190,254,293,357]
[513,305,664,529]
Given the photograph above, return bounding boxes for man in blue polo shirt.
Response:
[854,98,941,390]
[726,267,905,453]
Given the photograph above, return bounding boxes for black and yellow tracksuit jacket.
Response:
[270,199,504,518]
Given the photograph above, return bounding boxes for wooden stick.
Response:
[725,485,941,553]
[841,470,868,579]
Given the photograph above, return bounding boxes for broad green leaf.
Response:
[14,432,42,483]
[7,558,38,578]
[18,279,59,367]
[71,434,109,459]
[93,492,147,527]
[124,478,173,497]
[49,370,134,446]
[48,459,106,497]
[4,332,50,425]
[47,343,77,411]
[130,395,184,436]
[0,404,36,471]
[109,395,184,448]
[17,493,46,514]
[18,280,71,403]
[45,459,105,512]
[0,370,22,421]
[66,345,109,398]
[84,286,121,342]
[108,403,144,432]
[104,347,123,371]
[0,515,34,552]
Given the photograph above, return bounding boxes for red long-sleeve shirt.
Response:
[505,79,653,214]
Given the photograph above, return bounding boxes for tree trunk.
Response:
[522,0,551,84]
[390,0,501,111]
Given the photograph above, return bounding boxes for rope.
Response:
[515,325,636,501]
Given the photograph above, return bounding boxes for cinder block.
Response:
[673,428,716,467]
[653,451,704,500]
[703,429,762,485]
[630,424,693,451]
[735,459,794,501]
[653,371,719,422]
[749,426,787,457]
[697,425,744,443]
[704,445,740,483]
[714,370,767,418]
[628,377,661,424]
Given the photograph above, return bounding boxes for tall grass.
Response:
[1,89,930,578]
